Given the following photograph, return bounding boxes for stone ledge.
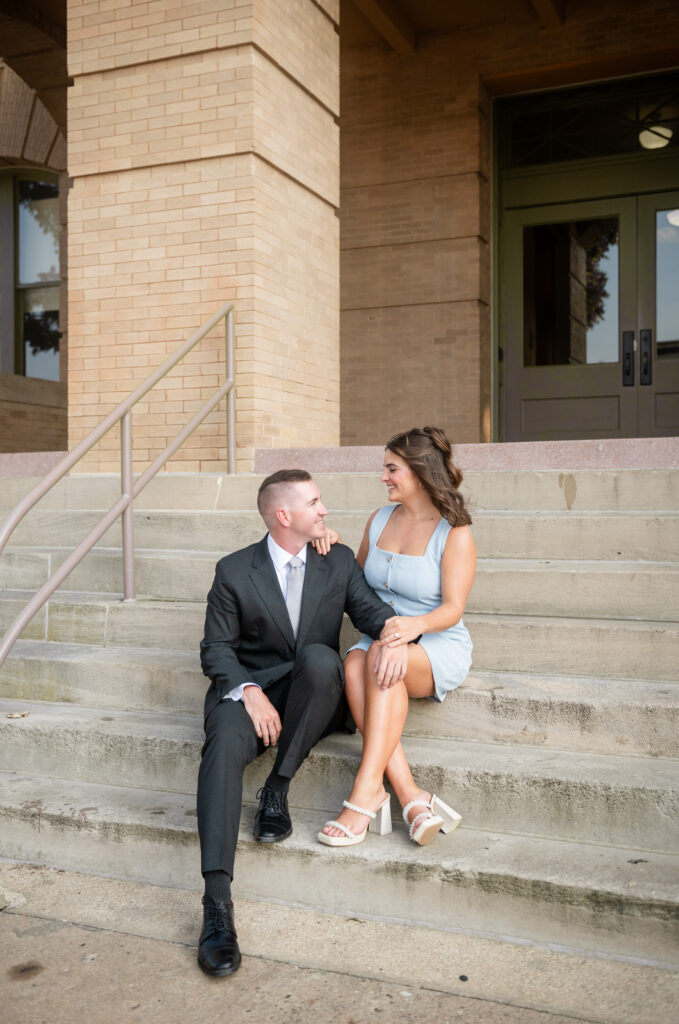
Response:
[254,437,679,473]
[0,451,66,477]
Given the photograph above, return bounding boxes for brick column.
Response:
[67,0,339,471]
[340,36,489,447]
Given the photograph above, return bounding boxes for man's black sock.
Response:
[204,870,231,904]
[264,770,290,794]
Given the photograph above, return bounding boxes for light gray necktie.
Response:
[285,555,304,638]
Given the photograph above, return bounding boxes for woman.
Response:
[317,426,476,847]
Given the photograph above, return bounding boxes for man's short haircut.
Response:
[257,469,312,521]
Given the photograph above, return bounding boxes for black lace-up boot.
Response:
[253,785,292,842]
[197,896,241,977]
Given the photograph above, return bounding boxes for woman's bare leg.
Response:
[344,651,420,808]
[322,644,437,838]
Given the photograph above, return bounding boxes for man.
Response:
[196,469,406,976]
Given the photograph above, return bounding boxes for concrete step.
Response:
[5,508,678,561]
[1,698,677,850]
[3,468,678,513]
[3,548,677,620]
[0,641,206,715]
[412,669,679,757]
[2,642,677,756]
[466,613,679,681]
[2,593,676,681]
[1,770,676,963]
[4,866,677,1024]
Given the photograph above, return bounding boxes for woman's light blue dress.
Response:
[348,504,473,702]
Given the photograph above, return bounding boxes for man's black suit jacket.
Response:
[200,535,393,722]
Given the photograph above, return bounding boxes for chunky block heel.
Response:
[430,794,462,833]
[368,795,392,836]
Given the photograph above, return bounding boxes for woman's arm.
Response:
[380,525,477,646]
[355,509,378,568]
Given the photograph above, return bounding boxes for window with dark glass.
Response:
[499,72,679,171]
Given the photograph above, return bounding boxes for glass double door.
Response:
[501,190,679,440]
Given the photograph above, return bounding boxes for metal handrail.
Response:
[0,301,236,669]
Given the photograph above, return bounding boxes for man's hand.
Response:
[380,615,423,647]
[374,642,408,689]
[242,685,282,746]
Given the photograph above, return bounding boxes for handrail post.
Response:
[121,411,136,601]
[226,307,235,474]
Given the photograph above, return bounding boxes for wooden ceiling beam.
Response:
[350,0,416,54]
[530,0,565,30]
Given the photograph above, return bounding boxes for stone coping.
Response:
[2,438,678,478]
[255,438,679,473]
[0,452,67,477]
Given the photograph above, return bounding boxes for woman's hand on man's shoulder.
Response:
[311,527,342,556]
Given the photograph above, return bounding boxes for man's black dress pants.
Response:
[197,643,345,879]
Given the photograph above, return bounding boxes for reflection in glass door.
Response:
[656,208,679,356]
[522,218,620,367]
[637,192,679,434]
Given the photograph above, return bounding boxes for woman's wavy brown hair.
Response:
[385,426,471,527]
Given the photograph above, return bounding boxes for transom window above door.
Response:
[499,71,679,170]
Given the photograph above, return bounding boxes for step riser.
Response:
[469,569,679,621]
[407,680,679,757]
[3,470,678,513]
[4,553,677,621]
[466,618,679,681]
[7,510,678,562]
[471,515,678,563]
[0,648,207,715]
[6,555,678,625]
[1,724,675,850]
[3,652,677,756]
[3,603,675,683]
[1,801,675,964]
[0,649,207,715]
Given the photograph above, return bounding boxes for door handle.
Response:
[640,329,652,385]
[622,331,635,386]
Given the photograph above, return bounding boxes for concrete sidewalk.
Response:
[1,861,676,1024]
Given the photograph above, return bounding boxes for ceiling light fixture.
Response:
[639,125,673,149]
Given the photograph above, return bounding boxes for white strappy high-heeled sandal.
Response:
[318,796,392,847]
[402,794,462,846]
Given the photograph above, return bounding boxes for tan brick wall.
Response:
[67,0,339,472]
[0,375,67,453]
[340,36,489,446]
[340,0,679,447]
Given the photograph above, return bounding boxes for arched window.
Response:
[0,169,60,381]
